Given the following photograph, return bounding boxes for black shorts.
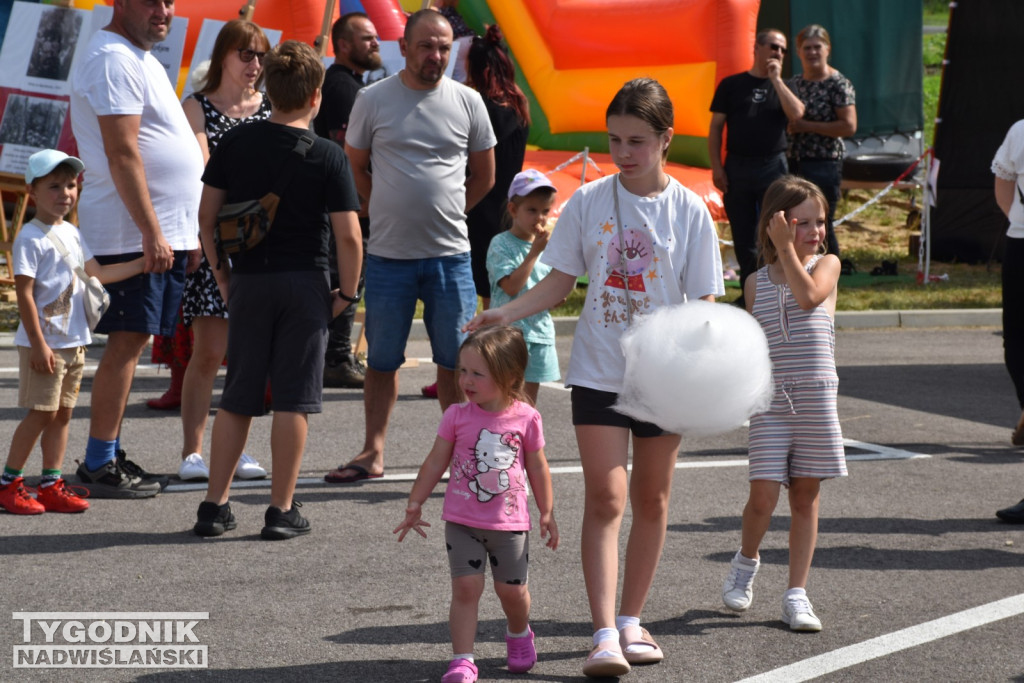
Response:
[570,385,670,438]
[220,271,330,415]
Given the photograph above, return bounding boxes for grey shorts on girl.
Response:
[445,522,530,584]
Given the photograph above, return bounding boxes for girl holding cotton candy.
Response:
[720,175,844,633]
[465,77,724,678]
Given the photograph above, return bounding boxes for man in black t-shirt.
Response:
[709,29,804,304]
[313,12,381,389]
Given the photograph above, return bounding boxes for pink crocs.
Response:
[441,658,478,683]
[506,627,536,673]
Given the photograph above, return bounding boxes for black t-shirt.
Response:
[467,97,528,237]
[313,63,363,145]
[204,120,360,273]
[709,71,788,157]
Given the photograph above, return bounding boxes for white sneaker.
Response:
[234,453,267,480]
[722,551,759,611]
[178,453,210,481]
[781,591,822,631]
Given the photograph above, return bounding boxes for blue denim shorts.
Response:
[525,341,560,384]
[364,253,477,372]
[93,251,187,336]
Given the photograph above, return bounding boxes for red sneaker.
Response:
[36,478,90,513]
[0,477,45,515]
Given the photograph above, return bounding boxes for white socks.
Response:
[616,615,655,654]
[591,627,619,655]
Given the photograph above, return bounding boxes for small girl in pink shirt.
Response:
[395,326,559,683]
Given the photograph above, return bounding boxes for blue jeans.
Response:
[723,153,788,290]
[364,253,477,372]
[791,158,843,256]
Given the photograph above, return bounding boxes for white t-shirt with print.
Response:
[542,174,725,393]
[70,30,203,255]
[13,219,93,348]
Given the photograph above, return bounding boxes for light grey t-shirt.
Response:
[346,74,496,259]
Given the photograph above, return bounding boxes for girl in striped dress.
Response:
[721,175,844,632]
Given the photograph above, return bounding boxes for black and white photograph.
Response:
[25,7,82,82]
[0,94,67,149]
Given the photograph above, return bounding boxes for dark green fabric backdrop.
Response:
[761,0,924,138]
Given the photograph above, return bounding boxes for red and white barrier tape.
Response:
[834,149,932,227]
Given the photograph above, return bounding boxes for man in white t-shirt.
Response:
[69,0,203,497]
[324,10,496,484]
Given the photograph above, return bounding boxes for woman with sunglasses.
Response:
[164,19,272,482]
[786,24,856,257]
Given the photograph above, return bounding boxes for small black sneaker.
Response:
[75,460,161,499]
[261,501,311,540]
[194,501,237,537]
[116,450,170,490]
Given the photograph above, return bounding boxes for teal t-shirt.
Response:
[486,230,555,344]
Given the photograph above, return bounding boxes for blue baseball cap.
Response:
[25,149,84,184]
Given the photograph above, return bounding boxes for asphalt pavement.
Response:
[1,315,1022,682]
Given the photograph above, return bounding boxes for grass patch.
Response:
[923,0,950,27]
[922,33,945,147]
[547,258,1000,317]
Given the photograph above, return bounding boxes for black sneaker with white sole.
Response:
[194,501,237,537]
[116,450,170,490]
[261,501,311,540]
[75,460,161,499]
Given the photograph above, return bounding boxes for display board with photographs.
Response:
[0,1,187,177]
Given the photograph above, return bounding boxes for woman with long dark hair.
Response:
[466,25,530,310]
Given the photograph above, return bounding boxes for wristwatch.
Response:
[337,290,361,304]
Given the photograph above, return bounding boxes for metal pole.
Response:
[314,0,339,57]
[238,0,257,21]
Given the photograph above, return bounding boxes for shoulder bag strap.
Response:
[38,222,90,285]
[270,133,315,197]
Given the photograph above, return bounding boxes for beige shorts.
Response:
[18,346,86,411]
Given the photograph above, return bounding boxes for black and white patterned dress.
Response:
[182,92,271,325]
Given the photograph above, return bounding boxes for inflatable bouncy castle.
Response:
[52,0,755,170]
[1,0,758,218]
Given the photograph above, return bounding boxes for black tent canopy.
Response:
[931,0,1024,262]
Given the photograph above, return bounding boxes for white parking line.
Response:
[0,363,195,374]
[736,593,1024,683]
[163,439,926,493]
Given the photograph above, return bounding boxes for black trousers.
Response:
[1003,236,1024,407]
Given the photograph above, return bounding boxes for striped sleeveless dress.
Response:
[747,254,846,482]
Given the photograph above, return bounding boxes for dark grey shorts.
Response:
[444,522,529,584]
[220,271,330,416]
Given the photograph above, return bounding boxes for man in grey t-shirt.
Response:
[325,10,495,484]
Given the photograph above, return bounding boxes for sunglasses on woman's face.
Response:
[236,48,266,63]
